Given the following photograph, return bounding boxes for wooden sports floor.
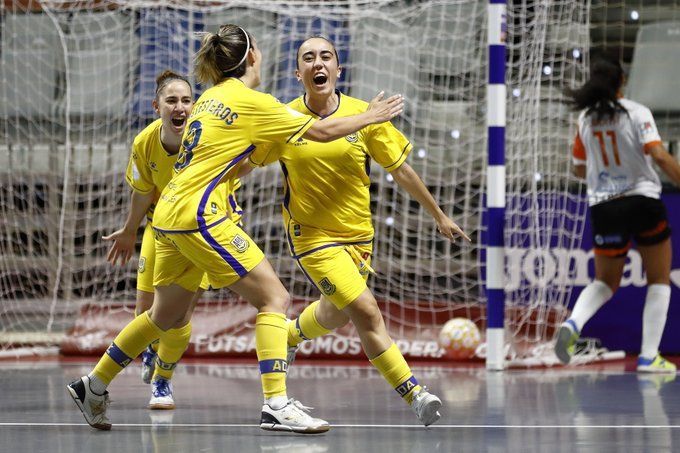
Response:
[1,357,679,452]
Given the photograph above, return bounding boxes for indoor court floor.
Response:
[1,357,679,452]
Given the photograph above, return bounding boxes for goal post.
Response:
[485,0,507,371]
[1,0,590,364]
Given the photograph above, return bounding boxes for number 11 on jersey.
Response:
[594,130,620,166]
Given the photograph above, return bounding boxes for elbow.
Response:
[304,125,335,143]
[390,163,410,181]
[652,154,668,168]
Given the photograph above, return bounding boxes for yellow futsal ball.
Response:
[438,318,481,360]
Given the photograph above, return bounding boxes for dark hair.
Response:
[155,70,191,100]
[195,24,254,86]
[566,57,627,120]
[296,35,340,69]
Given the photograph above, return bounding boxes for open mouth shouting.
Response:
[313,72,329,89]
[170,116,186,132]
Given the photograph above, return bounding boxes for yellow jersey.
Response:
[229,178,244,226]
[125,118,242,225]
[125,118,180,221]
[153,78,315,232]
[249,91,412,256]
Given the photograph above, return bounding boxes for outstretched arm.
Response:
[303,92,403,143]
[390,162,471,242]
[103,190,155,265]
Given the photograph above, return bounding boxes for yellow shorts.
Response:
[138,222,213,293]
[297,242,373,310]
[153,219,264,292]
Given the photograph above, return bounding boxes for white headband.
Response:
[223,27,251,73]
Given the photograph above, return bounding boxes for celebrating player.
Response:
[555,57,680,372]
[101,70,243,410]
[246,36,470,426]
[67,24,404,433]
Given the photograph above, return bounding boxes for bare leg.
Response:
[314,296,350,330]
[135,290,155,316]
[342,288,392,359]
[638,239,673,364]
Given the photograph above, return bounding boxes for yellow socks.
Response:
[287,300,331,347]
[370,343,422,405]
[92,311,164,385]
[134,309,159,354]
[256,312,288,399]
[152,322,192,381]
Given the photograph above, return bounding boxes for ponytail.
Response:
[566,57,627,121]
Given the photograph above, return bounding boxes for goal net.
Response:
[0,0,589,364]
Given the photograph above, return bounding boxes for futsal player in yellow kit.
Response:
[246,36,470,427]
[67,24,404,433]
[102,70,244,410]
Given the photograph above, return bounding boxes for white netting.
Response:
[0,0,588,362]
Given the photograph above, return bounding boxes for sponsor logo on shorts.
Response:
[345,133,358,143]
[138,257,146,273]
[319,277,336,296]
[293,224,301,237]
[211,202,218,215]
[231,234,249,253]
[594,234,623,246]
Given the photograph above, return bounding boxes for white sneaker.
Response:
[411,387,442,426]
[260,399,330,434]
[149,377,175,410]
[67,375,111,430]
[141,345,156,385]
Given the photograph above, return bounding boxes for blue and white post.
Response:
[486,0,506,371]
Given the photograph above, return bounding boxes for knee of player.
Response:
[347,295,383,331]
[176,310,193,328]
[264,290,291,313]
[147,308,174,331]
[336,312,351,328]
[135,290,155,315]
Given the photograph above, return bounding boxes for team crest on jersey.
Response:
[231,234,249,253]
[345,133,358,143]
[138,257,146,273]
[319,277,336,296]
[358,262,369,276]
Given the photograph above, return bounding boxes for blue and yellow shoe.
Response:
[554,319,580,365]
[149,377,175,410]
[637,354,677,374]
